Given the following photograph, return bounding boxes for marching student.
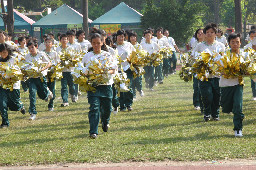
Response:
[56,34,76,107]
[163,29,182,74]
[25,40,53,120]
[140,30,160,91]
[128,31,144,98]
[0,43,25,128]
[44,37,60,111]
[76,30,91,53]
[193,23,225,121]
[216,29,228,46]
[115,29,136,111]
[38,34,48,51]
[220,33,245,137]
[81,33,117,139]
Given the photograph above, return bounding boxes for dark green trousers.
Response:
[199,78,220,118]
[154,63,163,82]
[112,84,119,108]
[119,69,133,109]
[28,77,49,114]
[193,75,202,108]
[88,85,112,135]
[61,72,75,103]
[21,80,29,92]
[132,75,142,98]
[144,66,154,89]
[163,58,170,75]
[47,78,56,109]
[169,52,177,73]
[0,87,23,126]
[250,79,256,97]
[221,85,244,130]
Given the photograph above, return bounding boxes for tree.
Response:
[7,0,14,34]
[234,0,242,33]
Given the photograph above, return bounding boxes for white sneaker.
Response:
[253,97,256,101]
[29,114,36,120]
[140,90,144,97]
[45,90,53,102]
[71,95,78,103]
[48,108,54,111]
[235,130,243,137]
[150,88,154,91]
[78,91,82,96]
[194,106,201,110]
[113,107,118,115]
[61,103,69,107]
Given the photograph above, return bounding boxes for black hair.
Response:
[26,35,32,40]
[249,30,256,36]
[44,36,54,43]
[143,29,152,36]
[0,43,12,60]
[128,31,137,43]
[125,30,132,37]
[8,33,12,37]
[203,23,217,34]
[147,27,154,34]
[105,36,117,49]
[194,28,203,41]
[228,33,241,43]
[48,32,54,36]
[18,37,25,43]
[112,33,117,44]
[66,30,75,36]
[116,29,126,36]
[156,27,163,33]
[251,25,256,30]
[57,33,61,37]
[27,40,38,48]
[88,33,108,52]
[76,30,85,38]
[0,30,4,34]
[60,34,68,41]
[217,28,223,36]
[43,34,48,38]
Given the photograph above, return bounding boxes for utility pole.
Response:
[234,0,242,33]
[82,0,89,40]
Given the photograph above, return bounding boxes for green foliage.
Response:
[88,1,105,20]
[220,0,235,27]
[141,0,204,45]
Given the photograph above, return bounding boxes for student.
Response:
[76,30,91,53]
[48,32,59,47]
[38,34,48,51]
[115,29,136,111]
[193,23,225,121]
[220,33,244,137]
[163,29,182,75]
[56,34,76,106]
[140,30,160,91]
[81,33,117,139]
[128,31,144,98]
[0,43,25,128]
[44,37,60,111]
[0,30,17,49]
[191,29,204,111]
[243,31,256,100]
[216,29,227,46]
[25,40,53,120]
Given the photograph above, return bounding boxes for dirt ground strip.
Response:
[1,159,256,170]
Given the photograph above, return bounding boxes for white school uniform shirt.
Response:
[77,39,91,53]
[219,50,248,87]
[38,42,56,51]
[243,42,252,50]
[67,42,82,53]
[133,42,143,51]
[1,56,21,89]
[166,37,176,51]
[216,36,227,46]
[193,41,226,79]
[140,41,160,55]
[25,51,50,77]
[189,37,197,49]
[152,36,169,48]
[116,41,136,71]
[56,46,76,72]
[5,41,18,50]
[82,51,118,85]
[44,50,60,66]
[17,46,29,57]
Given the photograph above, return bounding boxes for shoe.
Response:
[102,123,109,132]
[150,88,154,91]
[78,91,82,96]
[127,106,133,111]
[61,103,69,107]
[71,95,78,103]
[89,133,97,139]
[113,107,118,115]
[159,81,163,84]
[204,115,211,122]
[154,81,158,86]
[29,113,36,120]
[235,130,243,137]
[194,106,200,111]
[20,106,26,115]
[140,90,144,97]
[253,97,256,101]
[45,90,53,102]
[213,117,219,121]
[120,108,126,112]
[48,108,54,111]
[0,124,8,128]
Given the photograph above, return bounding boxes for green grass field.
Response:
[1,74,256,166]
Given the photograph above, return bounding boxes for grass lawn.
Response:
[1,74,256,166]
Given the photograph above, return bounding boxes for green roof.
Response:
[92,2,143,26]
[33,4,92,29]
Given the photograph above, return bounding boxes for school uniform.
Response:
[77,39,91,53]
[82,51,118,135]
[116,41,136,110]
[216,36,227,46]
[193,41,225,120]
[17,46,29,92]
[44,50,60,110]
[0,56,24,127]
[166,36,178,74]
[140,41,160,89]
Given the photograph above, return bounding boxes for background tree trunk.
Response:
[234,0,242,33]
[7,0,14,35]
[214,0,220,25]
[82,0,89,40]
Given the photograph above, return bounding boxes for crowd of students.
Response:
[1,23,256,138]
